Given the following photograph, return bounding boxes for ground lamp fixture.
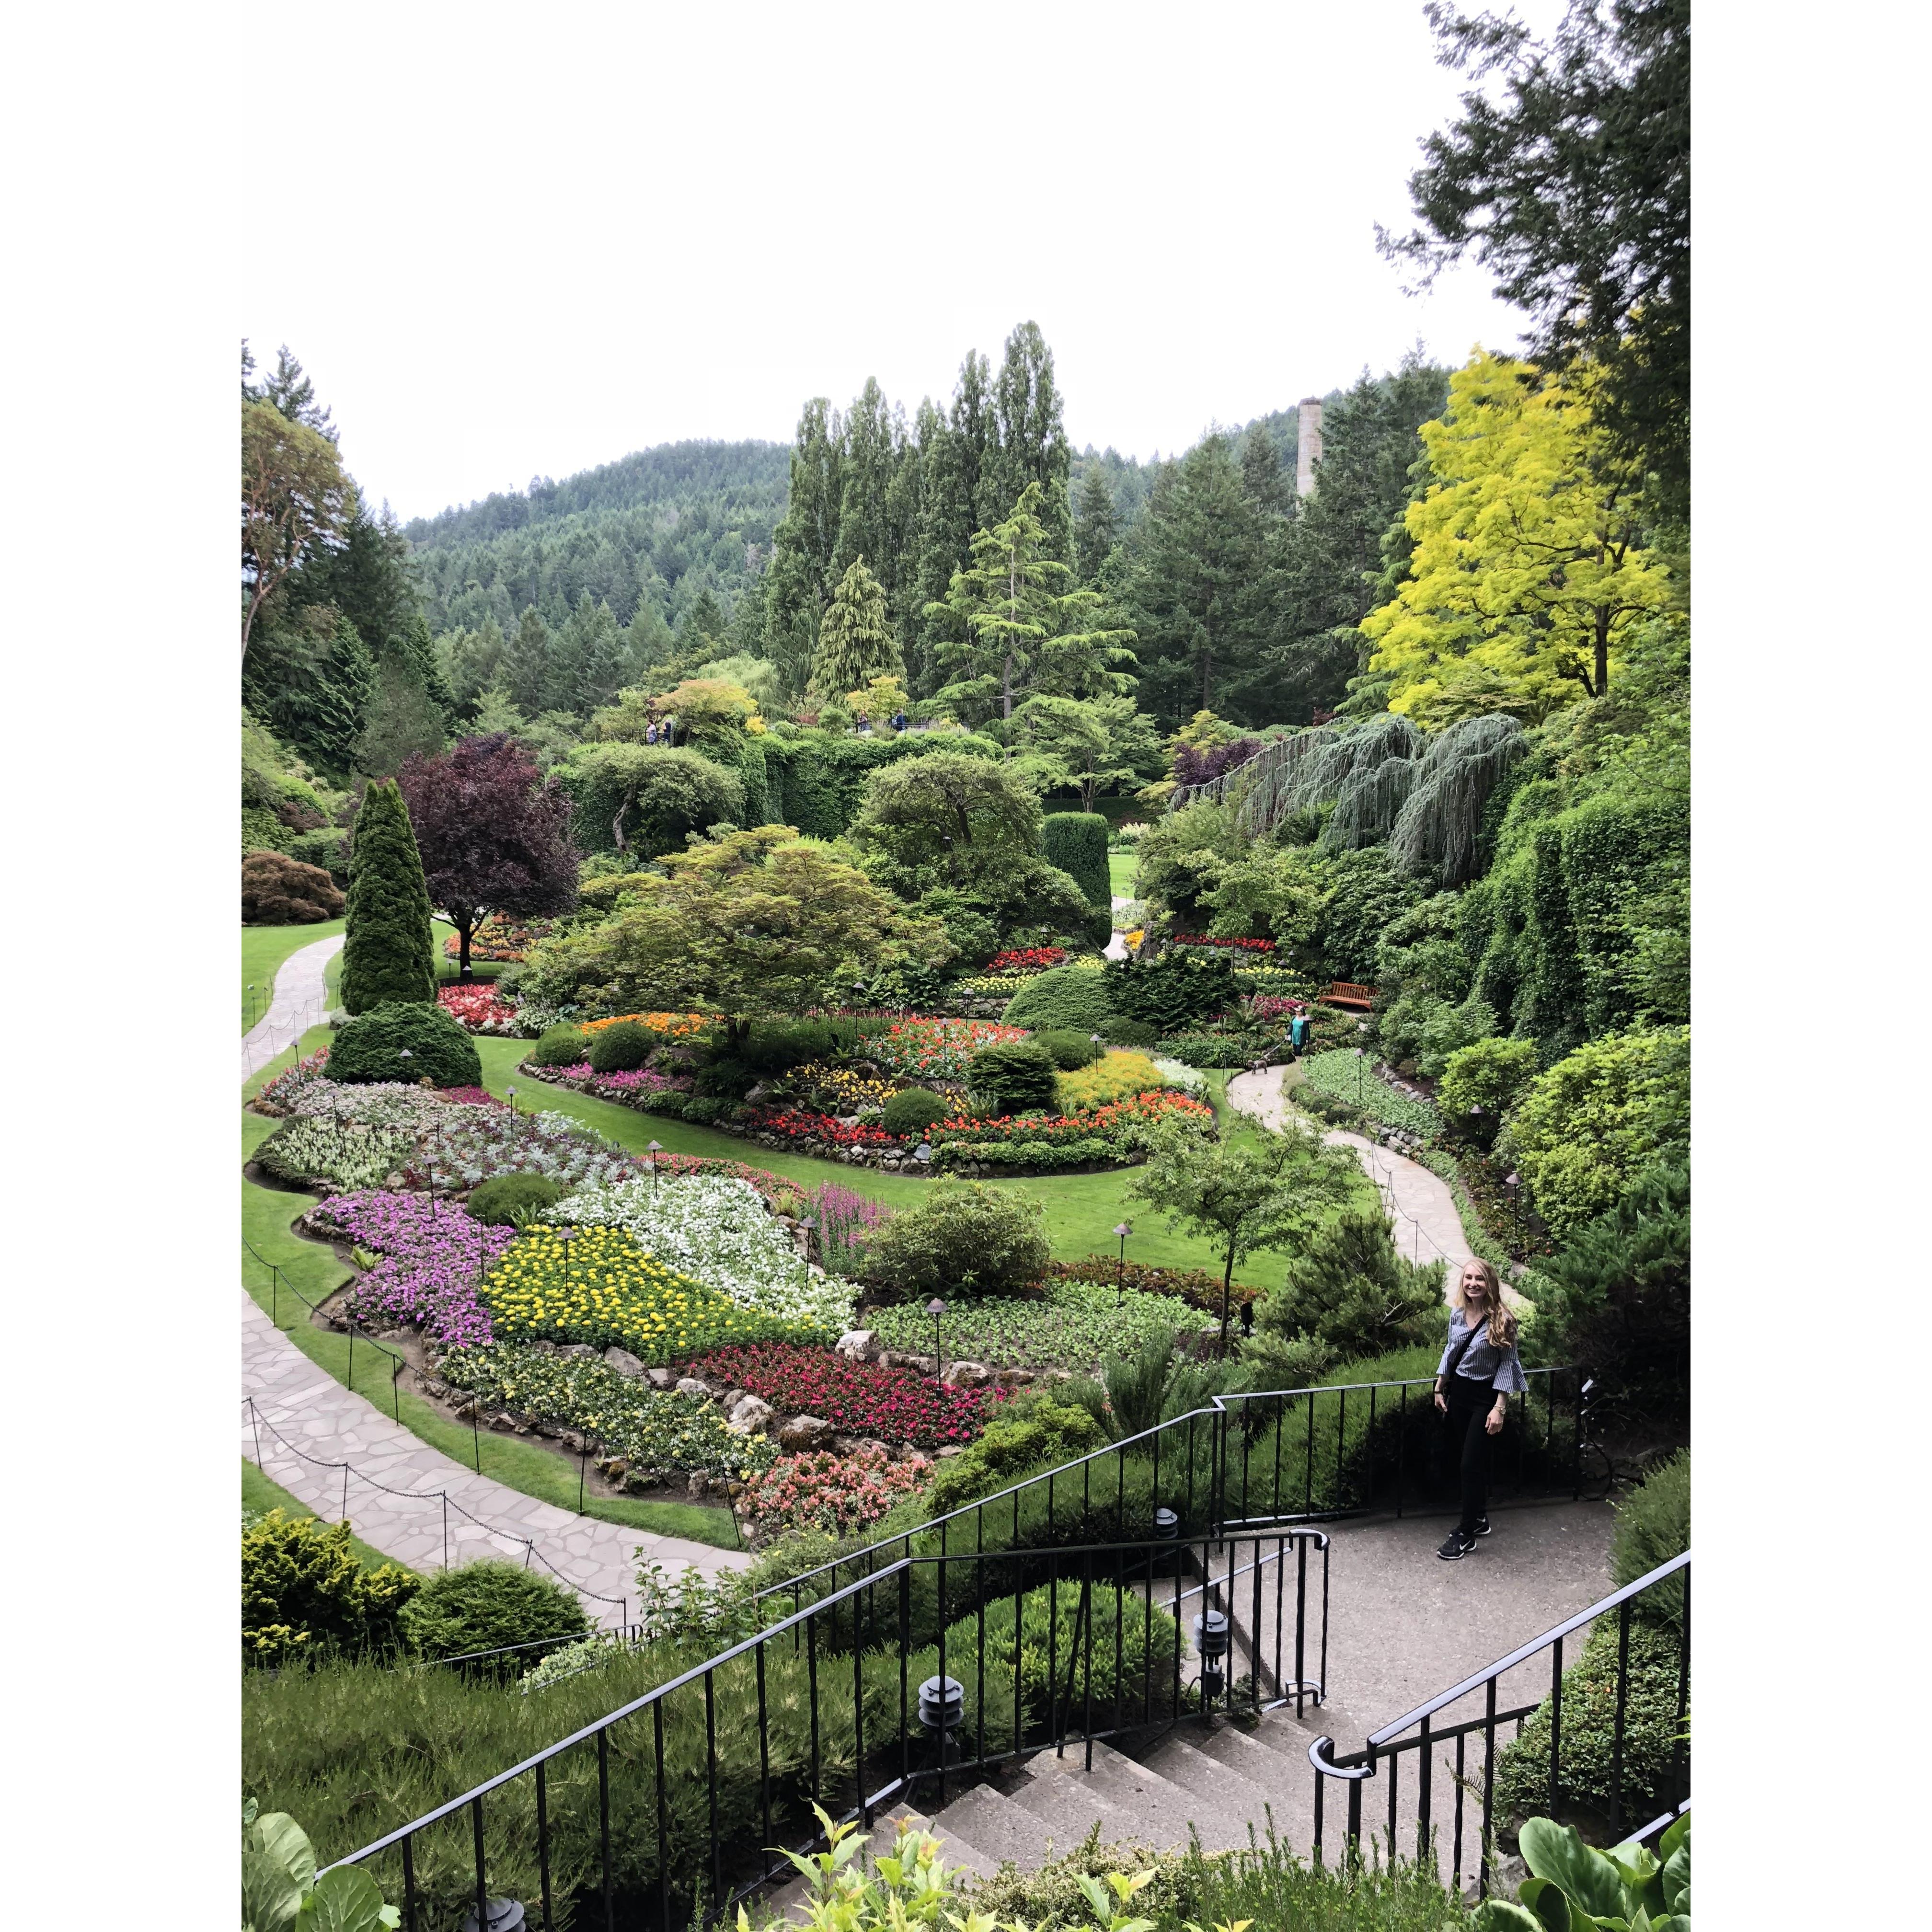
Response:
[1113,1220,1132,1305]
[927,1297,946,1381]
[1353,1043,1364,1103]
[460,1898,526,1932]
[918,1672,965,1766]
[1152,1506,1178,1541]
[647,1139,662,1196]
[1194,1587,1231,1704]
[506,1084,516,1116]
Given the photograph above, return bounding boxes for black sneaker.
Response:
[1437,1531,1475,1561]
[1472,1517,1493,1538]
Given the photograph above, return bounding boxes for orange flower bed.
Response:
[579,1012,710,1037]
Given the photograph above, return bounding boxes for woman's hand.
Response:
[1433,1385,1447,1415]
[1485,1400,1506,1436]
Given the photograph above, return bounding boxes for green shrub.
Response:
[527,1024,591,1068]
[242,1510,418,1667]
[1099,1016,1158,1047]
[1032,1028,1105,1070]
[967,1041,1060,1113]
[881,1087,949,1135]
[339,777,436,1014]
[242,849,345,924]
[964,1582,1183,1731]
[586,1019,654,1073]
[1104,948,1234,1032]
[920,1398,1107,1513]
[466,1173,563,1226]
[634,1089,690,1119]
[1254,1206,1446,1365]
[858,1177,1051,1303]
[1612,1448,1690,1628]
[285,824,351,886]
[1439,1034,1540,1120]
[1002,964,1116,1032]
[682,1096,729,1125]
[1154,1033,1254,1069]
[1503,1026,1690,1236]
[327,1000,483,1088]
[397,1559,589,1674]
[1042,811,1113,909]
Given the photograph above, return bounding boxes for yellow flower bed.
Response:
[794,1061,901,1113]
[1055,1050,1170,1110]
[580,1012,709,1037]
[480,1223,808,1361]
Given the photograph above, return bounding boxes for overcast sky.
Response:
[242,1,1562,524]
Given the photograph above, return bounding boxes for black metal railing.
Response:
[319,1526,1330,1931]
[1307,1550,1690,1897]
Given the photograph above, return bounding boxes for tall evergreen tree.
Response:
[762,398,845,689]
[812,559,904,698]
[247,615,374,774]
[340,778,436,1013]
[982,322,1072,560]
[502,606,553,717]
[1073,465,1121,585]
[553,593,626,715]
[908,355,992,692]
[830,378,906,593]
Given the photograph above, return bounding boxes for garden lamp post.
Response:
[247,982,256,1028]
[506,1084,516,1116]
[1194,1585,1231,1707]
[647,1140,662,1197]
[798,1214,816,1266]
[927,1297,946,1382]
[1113,1221,1132,1307]
[1353,1045,1364,1104]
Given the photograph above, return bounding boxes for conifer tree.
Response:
[1073,465,1120,585]
[811,559,904,698]
[340,778,436,1013]
[982,322,1072,560]
[502,606,553,717]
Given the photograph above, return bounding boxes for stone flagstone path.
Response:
[242,1292,751,1618]
[242,930,343,1081]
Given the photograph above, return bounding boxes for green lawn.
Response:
[243,1458,411,1574]
[242,920,343,1032]
[1107,851,1138,901]
[242,1032,741,1553]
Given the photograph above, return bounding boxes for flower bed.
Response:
[929,1089,1212,1158]
[579,1011,709,1037]
[255,1116,421,1193]
[866,1017,1029,1081]
[740,1446,930,1538]
[951,976,1035,1001]
[1243,994,1308,1022]
[985,947,1065,974]
[790,1061,902,1114]
[1169,933,1276,953]
[684,1342,994,1445]
[435,1343,774,1481]
[1231,966,1319,997]
[1054,1050,1168,1109]
[805,1182,892,1274]
[437,984,524,1035]
[868,1277,1213,1372]
[308,1192,514,1347]
[1298,1049,1442,1137]
[442,915,553,964]
[483,1224,821,1362]
[254,1049,333,1111]
[554,1175,857,1334]
[421,1105,651,1193]
[1041,1256,1261,1317]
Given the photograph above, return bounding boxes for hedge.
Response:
[1043,812,1112,910]
[339,779,437,1014]
[759,727,1002,840]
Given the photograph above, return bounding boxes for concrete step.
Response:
[1031,1737,1245,1854]
[1138,1733,1276,1849]
[930,1782,1058,1871]
[1008,1762,1147,1855]
[760,1806,995,1921]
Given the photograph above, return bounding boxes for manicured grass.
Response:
[242,1033,741,1554]
[1107,851,1138,901]
[243,1458,411,1574]
[242,919,343,1032]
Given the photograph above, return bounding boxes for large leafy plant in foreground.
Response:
[1474,1813,1689,1932]
[242,1798,399,1932]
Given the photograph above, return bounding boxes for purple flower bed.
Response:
[806,1181,892,1275]
[309,1191,513,1347]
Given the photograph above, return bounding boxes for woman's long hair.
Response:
[1452,1257,1517,1349]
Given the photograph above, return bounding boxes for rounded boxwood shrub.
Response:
[967,1041,1060,1114]
[328,1000,482,1088]
[398,1559,589,1674]
[1100,1016,1159,1048]
[242,1509,419,1667]
[1001,964,1115,1033]
[528,1025,592,1069]
[467,1173,563,1226]
[586,1020,655,1073]
[881,1087,949,1135]
[1032,1028,1104,1071]
[858,1176,1051,1302]
[682,1096,728,1125]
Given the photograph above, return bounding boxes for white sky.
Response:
[242,0,1562,522]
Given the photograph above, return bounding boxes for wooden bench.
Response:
[1318,981,1377,1010]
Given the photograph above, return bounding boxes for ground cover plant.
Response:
[869,1276,1214,1372]
[740,1445,931,1539]
[685,1341,996,1444]
[1041,1256,1262,1318]
[1298,1048,1441,1136]
[310,1191,515,1346]
[483,1222,824,1361]
[1054,1050,1170,1107]
[436,1344,776,1483]
[554,1173,857,1333]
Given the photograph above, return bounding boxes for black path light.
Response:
[647,1139,662,1197]
[1353,1043,1364,1104]
[927,1297,946,1381]
[506,1083,516,1116]
[1113,1220,1132,1305]
[1194,1584,1231,1705]
[460,1895,526,1931]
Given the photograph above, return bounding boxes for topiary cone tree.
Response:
[340,778,436,1014]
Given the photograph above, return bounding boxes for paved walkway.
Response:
[242,1293,751,1619]
[1225,1063,1483,1286]
[242,931,343,1081]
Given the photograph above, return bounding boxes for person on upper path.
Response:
[1433,1257,1527,1562]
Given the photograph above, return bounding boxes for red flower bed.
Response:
[438,1085,507,1108]
[746,1108,903,1150]
[686,1342,995,1445]
[437,983,522,1032]
[928,1087,1213,1149]
[1169,933,1276,953]
[652,1151,804,1210]
[986,946,1066,973]
[741,1446,931,1538]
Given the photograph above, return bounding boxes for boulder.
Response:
[603,1347,647,1379]
[936,1445,964,1458]
[728,1394,776,1434]
[834,1330,881,1362]
[882,1349,935,1373]
[646,1367,678,1391]
[994,1368,1035,1386]
[777,1414,836,1451]
[687,1471,710,1499]
[676,1377,711,1400]
[602,1456,630,1482]
[555,1343,597,1361]
[941,1359,991,1388]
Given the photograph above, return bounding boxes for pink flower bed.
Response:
[741,1446,932,1538]
[438,983,523,1033]
[308,1191,512,1348]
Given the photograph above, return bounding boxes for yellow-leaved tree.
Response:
[1362,351,1669,726]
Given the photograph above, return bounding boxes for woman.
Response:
[1432,1258,1527,1561]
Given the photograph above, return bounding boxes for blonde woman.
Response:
[1432,1258,1527,1561]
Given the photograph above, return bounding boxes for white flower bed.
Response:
[555,1174,859,1334]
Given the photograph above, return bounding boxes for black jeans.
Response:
[1446,1376,1500,1536]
